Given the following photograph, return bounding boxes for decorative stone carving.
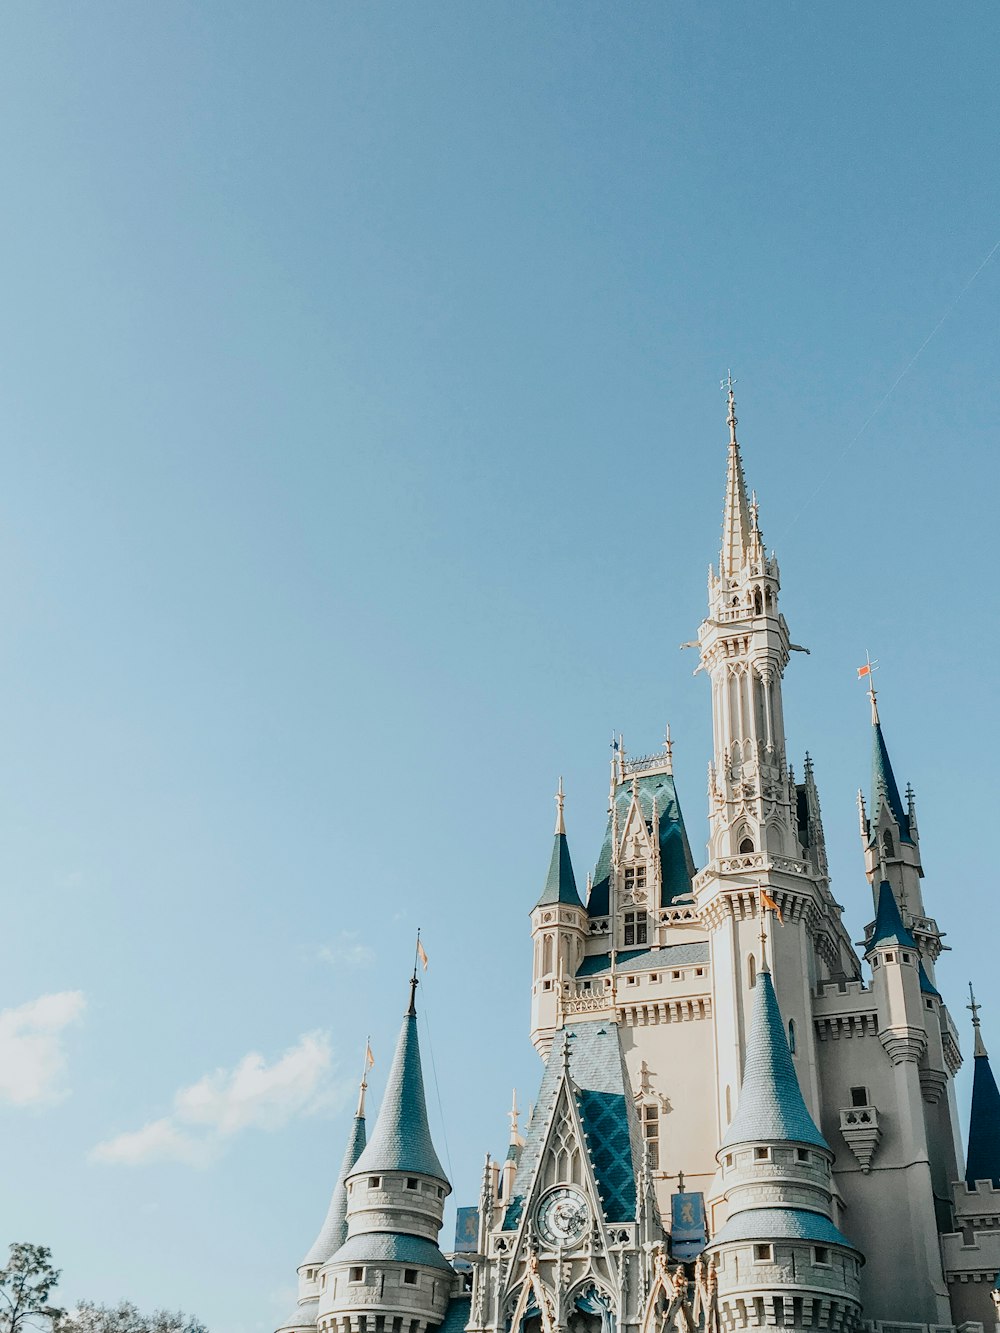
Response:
[840,1104,882,1173]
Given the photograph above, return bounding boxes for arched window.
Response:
[725,1085,732,1123]
[739,836,755,854]
[753,587,763,615]
[748,954,757,989]
[882,830,895,858]
[542,934,553,975]
[788,1019,797,1054]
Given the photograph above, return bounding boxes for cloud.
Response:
[91,1030,344,1167]
[0,991,86,1106]
[318,931,375,970]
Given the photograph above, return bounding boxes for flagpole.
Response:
[357,1038,371,1118]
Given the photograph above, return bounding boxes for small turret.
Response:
[965,988,1000,1188]
[861,691,927,922]
[530,780,587,1056]
[319,980,454,1333]
[865,881,926,1066]
[707,964,863,1333]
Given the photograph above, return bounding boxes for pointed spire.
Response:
[870,703,913,843]
[301,1075,369,1266]
[720,372,754,579]
[535,784,584,909]
[351,981,448,1184]
[722,969,828,1150]
[966,987,1000,1187]
[866,881,917,954]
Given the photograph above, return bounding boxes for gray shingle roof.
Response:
[275,1298,319,1333]
[351,1010,448,1185]
[722,970,828,1151]
[535,832,583,909]
[871,719,913,844]
[302,1111,367,1266]
[329,1231,455,1272]
[576,940,709,978]
[709,1206,859,1253]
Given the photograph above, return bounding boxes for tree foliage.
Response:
[0,1244,63,1333]
[59,1304,207,1333]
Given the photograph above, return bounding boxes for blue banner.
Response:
[454,1206,480,1253]
[670,1192,706,1261]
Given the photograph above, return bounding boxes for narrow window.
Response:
[624,867,635,895]
[636,865,646,892]
[725,1085,732,1122]
[402,1269,419,1287]
[788,1019,796,1054]
[882,831,894,858]
[623,910,648,947]
[753,1244,773,1262]
[724,1153,734,1168]
[850,1086,869,1108]
[643,1103,660,1169]
[748,954,757,989]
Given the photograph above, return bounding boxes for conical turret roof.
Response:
[720,382,753,578]
[535,832,583,908]
[722,969,828,1151]
[302,1110,367,1266]
[871,714,913,843]
[865,880,916,954]
[966,1017,1000,1187]
[351,989,448,1185]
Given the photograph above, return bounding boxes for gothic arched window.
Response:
[748,954,757,989]
[739,836,755,854]
[788,1019,797,1054]
[882,830,895,858]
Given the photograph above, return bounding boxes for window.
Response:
[850,1086,869,1108]
[671,970,682,981]
[626,975,637,986]
[754,1146,770,1161]
[624,910,648,946]
[724,1154,734,1168]
[748,954,757,988]
[349,1267,365,1284]
[649,973,659,982]
[796,1148,810,1163]
[813,1246,830,1266]
[885,951,895,963]
[753,1244,773,1262]
[368,1177,382,1189]
[406,1178,418,1190]
[402,1269,419,1287]
[695,967,705,977]
[624,865,647,895]
[902,952,911,963]
[643,1103,660,1169]
[788,1019,796,1054]
[882,831,894,858]
[739,837,755,854]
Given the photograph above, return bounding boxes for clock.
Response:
[536,1186,591,1247]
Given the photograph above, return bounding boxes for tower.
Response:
[317,979,456,1333]
[530,780,587,1057]
[705,948,863,1333]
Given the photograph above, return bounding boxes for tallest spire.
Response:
[720,372,754,578]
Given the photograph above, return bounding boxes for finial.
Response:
[631,772,640,802]
[663,723,674,774]
[857,652,880,724]
[618,733,626,781]
[757,886,770,974]
[750,489,759,531]
[356,1038,373,1117]
[722,370,738,447]
[555,776,566,835]
[407,973,418,1016]
[969,982,988,1057]
[561,1032,572,1083]
[507,1089,521,1143]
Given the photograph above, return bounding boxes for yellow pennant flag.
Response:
[416,937,429,971]
[364,1040,375,1071]
[760,888,784,925]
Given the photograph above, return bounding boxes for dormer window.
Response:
[624,910,648,946]
[624,866,647,895]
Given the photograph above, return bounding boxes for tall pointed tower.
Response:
[530,780,587,1056]
[694,381,857,1140]
[316,979,456,1333]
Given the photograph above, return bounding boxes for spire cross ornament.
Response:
[722,370,738,444]
[555,776,566,835]
[507,1089,521,1141]
[858,650,880,724]
[663,723,674,773]
[968,982,981,1027]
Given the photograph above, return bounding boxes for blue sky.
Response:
[0,3,997,1328]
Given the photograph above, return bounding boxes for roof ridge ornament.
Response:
[555,776,566,836]
[970,982,988,1058]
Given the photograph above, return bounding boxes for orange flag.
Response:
[760,888,784,925]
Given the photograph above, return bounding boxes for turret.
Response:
[965,989,1000,1189]
[861,690,928,928]
[319,979,454,1333]
[865,881,926,1065]
[276,1066,368,1333]
[705,955,863,1333]
[530,780,587,1056]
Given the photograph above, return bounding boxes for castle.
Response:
[276,386,1000,1333]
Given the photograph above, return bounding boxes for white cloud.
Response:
[0,990,86,1106]
[318,931,375,970]
[91,1030,344,1168]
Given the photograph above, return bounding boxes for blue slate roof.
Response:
[329,1231,455,1272]
[722,970,828,1151]
[535,832,584,909]
[303,1110,367,1265]
[576,940,709,978]
[588,773,695,915]
[502,1022,640,1229]
[351,1008,448,1185]
[966,1046,1000,1187]
[871,719,913,844]
[865,881,916,954]
[709,1206,859,1253]
[434,1297,471,1333]
[918,962,940,998]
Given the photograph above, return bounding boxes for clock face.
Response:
[536,1186,591,1247]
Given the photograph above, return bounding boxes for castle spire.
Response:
[870,699,912,843]
[300,1074,368,1269]
[722,968,827,1151]
[720,372,754,579]
[350,980,448,1184]
[534,781,583,909]
[965,986,1000,1187]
